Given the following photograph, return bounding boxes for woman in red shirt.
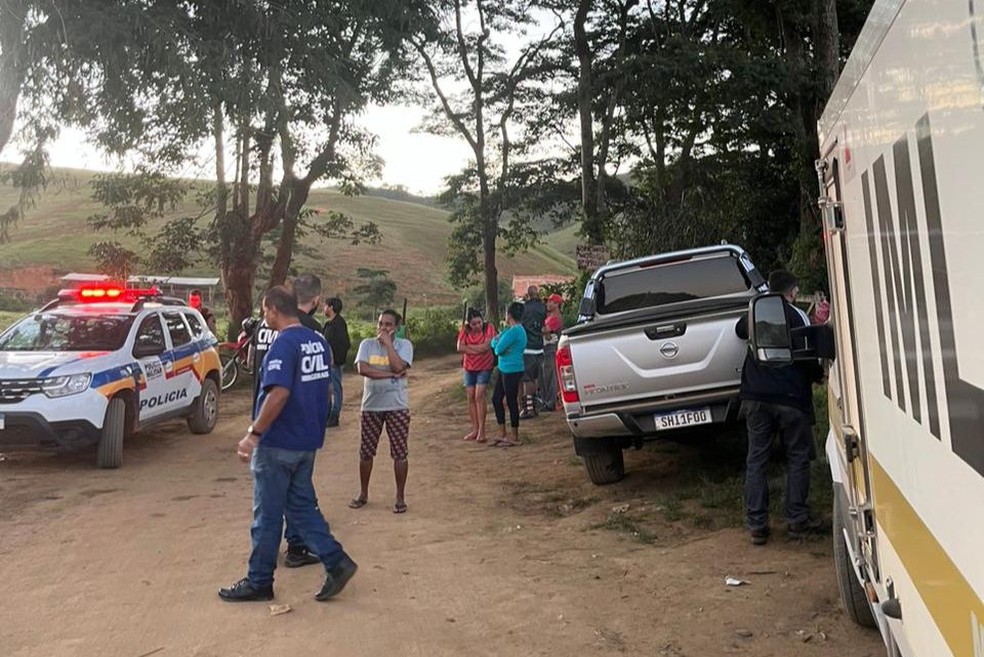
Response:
[457,308,497,442]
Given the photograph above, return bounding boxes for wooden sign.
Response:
[576,244,611,271]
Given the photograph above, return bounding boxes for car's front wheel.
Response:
[188,378,219,434]
[97,397,126,469]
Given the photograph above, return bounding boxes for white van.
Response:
[749,1,984,655]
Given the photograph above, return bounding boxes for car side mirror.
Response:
[133,340,165,359]
[748,294,794,365]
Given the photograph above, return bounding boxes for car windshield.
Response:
[0,311,134,352]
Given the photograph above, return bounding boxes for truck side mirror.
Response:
[748,293,837,364]
[748,294,793,365]
[577,297,596,317]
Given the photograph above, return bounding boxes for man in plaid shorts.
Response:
[348,309,414,514]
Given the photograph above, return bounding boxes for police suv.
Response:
[0,285,222,468]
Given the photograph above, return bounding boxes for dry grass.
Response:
[0,168,576,305]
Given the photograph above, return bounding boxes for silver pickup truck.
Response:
[556,244,766,484]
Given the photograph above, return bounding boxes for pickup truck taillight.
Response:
[556,344,579,403]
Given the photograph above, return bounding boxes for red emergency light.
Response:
[58,284,161,304]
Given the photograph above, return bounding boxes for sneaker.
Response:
[787,516,824,539]
[218,577,274,602]
[285,546,321,568]
[315,555,359,601]
[749,527,770,546]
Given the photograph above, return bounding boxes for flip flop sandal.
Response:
[393,502,408,514]
[348,497,368,509]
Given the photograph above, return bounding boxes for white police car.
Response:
[0,285,222,468]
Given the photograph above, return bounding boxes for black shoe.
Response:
[749,526,770,546]
[326,416,340,428]
[787,516,824,539]
[315,555,358,601]
[285,546,321,568]
[218,577,274,602]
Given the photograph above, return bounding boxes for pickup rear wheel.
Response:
[582,446,625,485]
[96,397,126,469]
[833,493,876,628]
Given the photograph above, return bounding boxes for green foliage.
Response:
[404,306,460,357]
[88,241,139,280]
[464,279,515,318]
[0,294,32,313]
[352,268,397,312]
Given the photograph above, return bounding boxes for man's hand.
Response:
[377,327,394,346]
[237,434,258,463]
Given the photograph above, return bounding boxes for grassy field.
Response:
[0,167,577,306]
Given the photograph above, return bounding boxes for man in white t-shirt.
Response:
[348,309,414,514]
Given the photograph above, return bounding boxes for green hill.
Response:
[0,168,576,306]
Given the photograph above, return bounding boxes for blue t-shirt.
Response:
[255,325,332,451]
[491,324,527,374]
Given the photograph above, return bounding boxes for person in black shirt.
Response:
[322,297,351,428]
[520,286,546,419]
[736,270,824,546]
[278,273,329,567]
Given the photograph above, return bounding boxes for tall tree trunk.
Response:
[223,245,259,342]
[814,0,840,105]
[213,102,227,218]
[269,180,312,287]
[0,0,27,157]
[574,0,602,243]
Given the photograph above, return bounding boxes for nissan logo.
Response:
[659,342,679,359]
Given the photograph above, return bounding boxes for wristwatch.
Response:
[248,425,262,437]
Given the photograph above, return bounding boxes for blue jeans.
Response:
[327,366,344,419]
[743,400,813,530]
[248,446,346,588]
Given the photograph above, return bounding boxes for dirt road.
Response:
[0,356,883,657]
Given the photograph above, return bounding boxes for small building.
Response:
[511,275,574,301]
[127,276,221,304]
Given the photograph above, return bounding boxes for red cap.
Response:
[547,293,564,305]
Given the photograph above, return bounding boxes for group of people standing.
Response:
[219,273,415,604]
[457,285,565,447]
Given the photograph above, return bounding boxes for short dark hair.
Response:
[768,270,798,296]
[292,273,322,305]
[326,297,342,314]
[190,288,202,296]
[507,301,524,322]
[263,286,299,317]
[380,308,402,325]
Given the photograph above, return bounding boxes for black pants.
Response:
[492,371,523,428]
[743,400,813,530]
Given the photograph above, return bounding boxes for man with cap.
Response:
[541,293,565,412]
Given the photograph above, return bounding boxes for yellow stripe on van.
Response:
[870,457,984,657]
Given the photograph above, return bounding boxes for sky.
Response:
[44,103,476,197]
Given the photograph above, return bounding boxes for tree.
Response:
[0,0,162,242]
[408,0,562,323]
[572,0,638,243]
[27,1,435,338]
[352,268,397,314]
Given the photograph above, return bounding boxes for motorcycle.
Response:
[218,317,260,391]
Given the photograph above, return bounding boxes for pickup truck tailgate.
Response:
[570,306,746,410]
